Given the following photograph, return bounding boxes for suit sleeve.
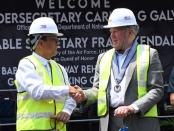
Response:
[132,49,164,115]
[84,54,104,106]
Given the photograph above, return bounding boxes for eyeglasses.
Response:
[40,36,59,44]
[110,26,130,33]
[47,37,59,44]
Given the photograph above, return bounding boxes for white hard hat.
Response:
[28,17,63,36]
[103,8,138,28]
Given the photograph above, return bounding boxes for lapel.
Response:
[124,56,136,91]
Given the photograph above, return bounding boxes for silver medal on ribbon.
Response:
[114,84,121,93]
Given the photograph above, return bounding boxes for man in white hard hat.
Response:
[73,8,164,131]
[15,17,78,131]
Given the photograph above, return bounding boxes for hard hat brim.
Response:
[28,32,64,36]
[103,25,121,28]
[56,32,64,36]
[103,24,138,28]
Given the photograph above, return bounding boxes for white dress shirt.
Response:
[110,49,139,112]
[15,52,76,115]
[110,49,129,107]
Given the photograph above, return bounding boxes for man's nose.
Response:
[110,32,115,38]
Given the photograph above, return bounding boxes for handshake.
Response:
[69,85,87,103]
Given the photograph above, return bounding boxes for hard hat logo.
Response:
[124,16,131,20]
[40,25,47,29]
[103,8,138,28]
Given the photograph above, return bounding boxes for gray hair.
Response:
[129,25,139,36]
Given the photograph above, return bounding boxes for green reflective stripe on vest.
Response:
[17,112,53,119]
[137,45,157,117]
[98,48,115,116]
[98,45,158,117]
[16,55,66,131]
[49,60,66,131]
[137,45,149,98]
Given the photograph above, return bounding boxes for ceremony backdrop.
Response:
[0,0,174,130]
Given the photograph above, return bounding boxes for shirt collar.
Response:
[32,52,49,66]
[115,48,130,56]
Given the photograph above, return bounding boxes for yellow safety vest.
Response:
[98,45,158,117]
[15,55,66,131]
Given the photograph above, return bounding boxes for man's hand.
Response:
[170,93,174,105]
[114,106,135,118]
[51,112,70,123]
[69,85,78,97]
[69,85,87,103]
[73,85,87,103]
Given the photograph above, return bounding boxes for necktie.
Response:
[45,61,52,80]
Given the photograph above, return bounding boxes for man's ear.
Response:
[128,28,133,35]
[38,39,44,47]
[129,28,136,39]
